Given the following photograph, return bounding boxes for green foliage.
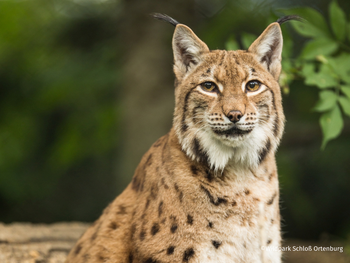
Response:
[226,0,350,148]
[285,0,350,148]
[0,0,119,205]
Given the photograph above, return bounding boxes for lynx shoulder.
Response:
[66,14,298,263]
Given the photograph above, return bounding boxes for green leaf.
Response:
[327,54,350,83]
[282,35,293,58]
[241,33,257,50]
[281,7,331,38]
[340,85,350,98]
[300,38,338,60]
[301,63,315,77]
[329,0,347,41]
[304,64,338,89]
[338,96,350,116]
[313,90,338,112]
[320,104,343,149]
[225,37,239,51]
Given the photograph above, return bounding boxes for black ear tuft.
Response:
[152,13,180,27]
[277,15,304,25]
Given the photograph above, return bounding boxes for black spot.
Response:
[132,168,145,192]
[109,221,118,230]
[129,253,134,263]
[193,138,209,164]
[200,185,227,206]
[117,204,127,215]
[131,224,136,239]
[150,184,158,200]
[171,224,178,233]
[208,221,213,228]
[244,189,250,195]
[174,183,183,202]
[251,68,256,72]
[268,89,279,136]
[145,199,150,209]
[269,89,277,112]
[167,246,175,255]
[145,154,153,166]
[97,254,107,261]
[179,191,183,202]
[91,222,101,241]
[140,230,146,241]
[151,223,160,235]
[205,169,214,182]
[207,68,211,73]
[161,138,168,165]
[174,77,179,88]
[273,115,279,137]
[212,240,222,249]
[144,258,157,263]
[190,165,198,175]
[153,137,164,147]
[187,214,193,225]
[267,192,277,205]
[183,248,195,262]
[267,239,272,245]
[268,173,274,181]
[158,201,163,217]
[74,243,82,255]
[182,123,188,132]
[182,89,193,132]
[259,139,271,164]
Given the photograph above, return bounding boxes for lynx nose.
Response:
[227,110,242,123]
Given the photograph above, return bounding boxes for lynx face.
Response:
[172,23,285,170]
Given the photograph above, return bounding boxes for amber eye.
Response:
[200,82,217,92]
[246,81,261,92]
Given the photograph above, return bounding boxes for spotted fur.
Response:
[66,14,290,263]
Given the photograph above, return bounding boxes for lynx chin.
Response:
[66,13,299,263]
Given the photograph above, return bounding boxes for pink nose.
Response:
[227,110,242,123]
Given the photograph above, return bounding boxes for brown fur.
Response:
[66,18,286,263]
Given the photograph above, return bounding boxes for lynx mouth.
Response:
[212,126,252,137]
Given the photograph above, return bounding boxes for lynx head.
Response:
[154,14,296,171]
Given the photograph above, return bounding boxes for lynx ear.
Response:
[248,23,283,80]
[172,25,209,78]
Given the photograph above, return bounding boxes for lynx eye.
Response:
[246,81,261,92]
[200,82,217,92]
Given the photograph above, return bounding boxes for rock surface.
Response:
[0,222,89,263]
[0,222,349,263]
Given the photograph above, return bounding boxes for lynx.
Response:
[66,14,298,263]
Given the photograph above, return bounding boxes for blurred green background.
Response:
[0,0,349,243]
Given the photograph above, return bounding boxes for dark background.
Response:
[0,0,349,243]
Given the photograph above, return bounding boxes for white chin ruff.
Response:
[182,125,269,171]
